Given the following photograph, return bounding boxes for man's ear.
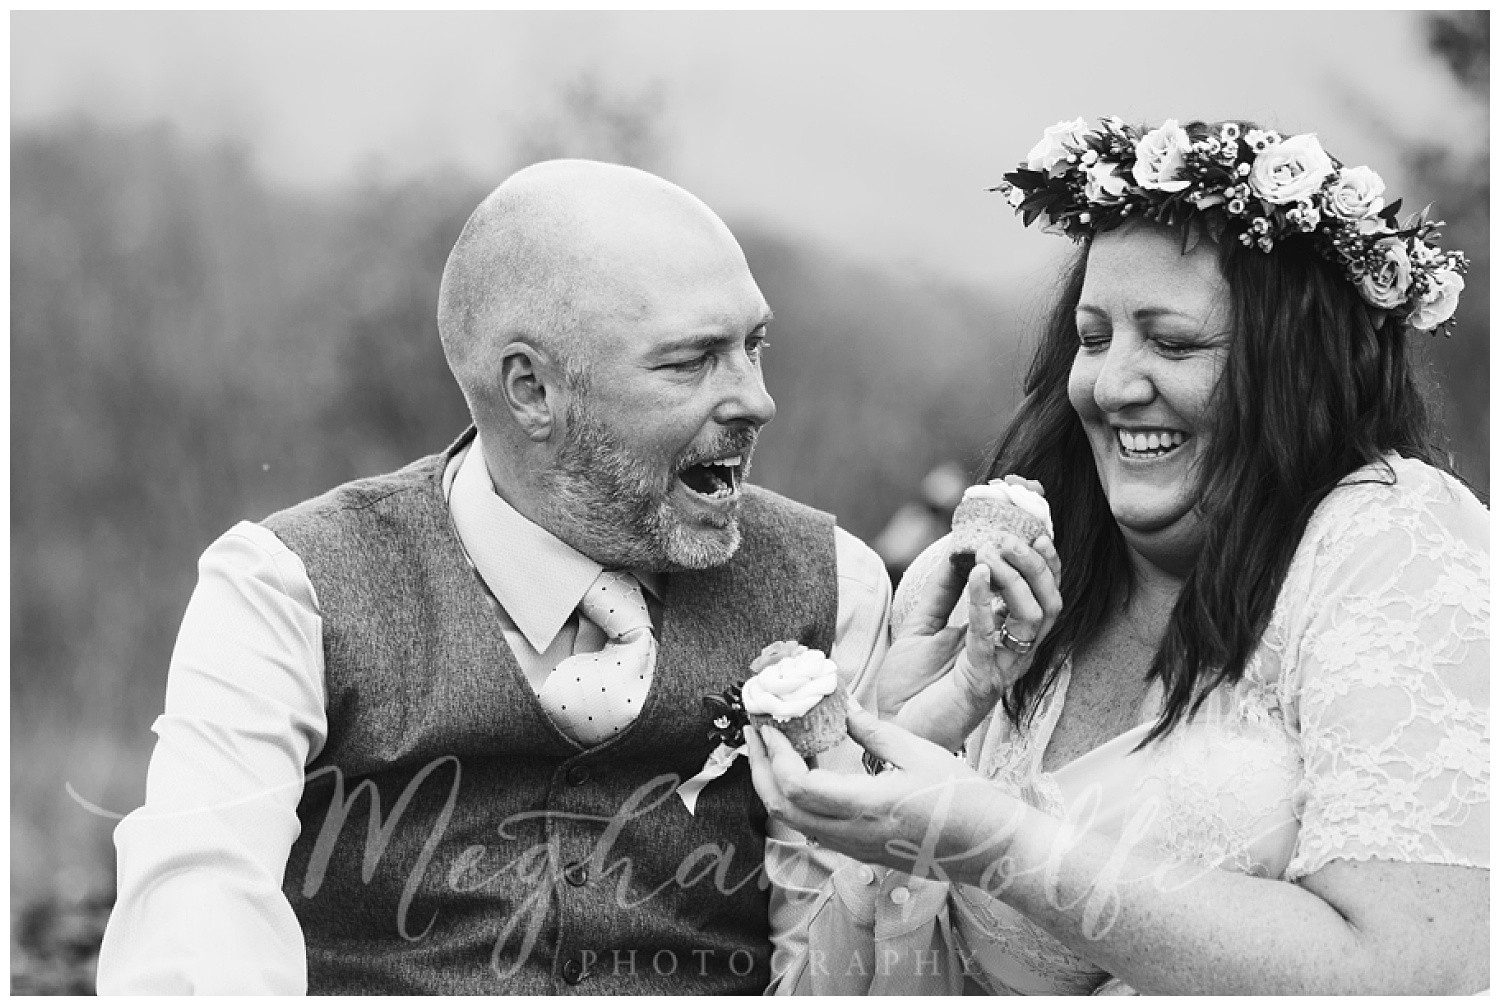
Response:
[498,341,559,442]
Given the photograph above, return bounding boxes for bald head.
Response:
[437,159,750,428]
[434,160,776,569]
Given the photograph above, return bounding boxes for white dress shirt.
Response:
[96,437,891,993]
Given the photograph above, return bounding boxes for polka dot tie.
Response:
[536,570,656,746]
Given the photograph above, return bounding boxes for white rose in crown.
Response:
[1025,118,1089,175]
[1358,236,1414,310]
[1325,166,1386,221]
[1131,120,1192,193]
[1407,268,1465,331]
[1085,161,1129,203]
[1248,133,1334,205]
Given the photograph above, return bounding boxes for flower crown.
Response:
[993,117,1467,333]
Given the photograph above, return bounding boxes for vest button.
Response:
[565,764,591,786]
[564,859,590,887]
[562,958,585,985]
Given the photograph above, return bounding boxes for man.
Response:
[96,160,890,993]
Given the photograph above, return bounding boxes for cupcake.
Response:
[742,641,848,758]
[950,477,1053,568]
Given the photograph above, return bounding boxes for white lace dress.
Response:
[767,457,1488,995]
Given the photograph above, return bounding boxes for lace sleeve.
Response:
[1283,462,1489,880]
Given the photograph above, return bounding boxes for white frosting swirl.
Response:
[960,479,1053,534]
[742,648,839,721]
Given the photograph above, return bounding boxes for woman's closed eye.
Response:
[1149,330,1225,357]
[1151,338,1200,358]
[1077,326,1111,350]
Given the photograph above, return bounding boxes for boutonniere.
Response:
[677,682,750,814]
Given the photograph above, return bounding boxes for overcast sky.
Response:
[12,11,1482,290]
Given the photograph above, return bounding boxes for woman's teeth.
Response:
[1116,430,1186,458]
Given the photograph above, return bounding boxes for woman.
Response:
[747,118,1488,994]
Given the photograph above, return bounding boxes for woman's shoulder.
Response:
[1267,455,1487,632]
[1307,455,1488,552]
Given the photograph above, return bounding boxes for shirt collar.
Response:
[445,434,660,651]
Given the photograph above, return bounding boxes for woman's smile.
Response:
[1114,426,1188,460]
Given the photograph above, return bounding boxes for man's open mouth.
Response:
[676,455,745,500]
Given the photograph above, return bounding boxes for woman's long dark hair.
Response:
[986,216,1448,743]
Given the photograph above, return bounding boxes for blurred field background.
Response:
[9,11,1488,992]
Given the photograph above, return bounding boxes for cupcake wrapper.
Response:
[750,687,848,758]
[951,499,1049,555]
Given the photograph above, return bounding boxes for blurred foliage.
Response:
[1428,10,1488,95]
[11,878,111,994]
[10,22,1488,989]
[1409,10,1489,495]
[514,72,672,173]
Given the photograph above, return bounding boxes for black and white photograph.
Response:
[11,10,1489,995]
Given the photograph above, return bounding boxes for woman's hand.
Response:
[883,476,1063,750]
[744,703,1023,882]
[957,525,1063,702]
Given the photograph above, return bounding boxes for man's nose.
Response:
[713,356,777,428]
[1092,340,1153,413]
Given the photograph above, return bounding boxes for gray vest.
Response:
[262,430,838,994]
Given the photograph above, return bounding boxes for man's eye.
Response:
[747,338,770,361]
[668,355,709,372]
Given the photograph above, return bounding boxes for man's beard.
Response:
[538,400,756,572]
